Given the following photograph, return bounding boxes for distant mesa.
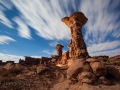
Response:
[0,60,15,65]
[19,56,52,66]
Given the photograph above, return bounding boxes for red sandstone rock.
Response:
[106,66,120,79]
[62,12,89,59]
[93,56,109,62]
[56,44,64,57]
[90,62,107,77]
[59,51,69,65]
[86,58,99,63]
[67,59,92,79]
[78,71,96,85]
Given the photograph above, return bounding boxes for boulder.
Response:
[78,71,96,85]
[90,62,107,77]
[99,76,110,85]
[67,59,92,79]
[106,66,120,79]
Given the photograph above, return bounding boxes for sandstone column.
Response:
[56,44,64,57]
[62,12,89,59]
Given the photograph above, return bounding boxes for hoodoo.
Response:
[62,12,89,59]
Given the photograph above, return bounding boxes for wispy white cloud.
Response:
[0,35,16,44]
[10,0,120,41]
[0,53,24,63]
[11,0,70,40]
[13,17,32,39]
[30,56,41,58]
[49,41,58,47]
[43,49,67,56]
[0,0,13,28]
[0,0,13,10]
[42,50,56,55]
[90,48,120,57]
[87,40,120,53]
[80,0,120,45]
[0,11,13,28]
[4,31,11,34]
[80,0,120,57]
[0,5,6,11]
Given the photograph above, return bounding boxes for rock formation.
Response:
[67,59,92,79]
[59,51,69,65]
[59,12,120,87]
[51,44,64,64]
[56,44,64,57]
[62,12,89,59]
[93,55,109,62]
[0,12,120,90]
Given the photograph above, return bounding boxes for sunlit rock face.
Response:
[62,12,89,59]
[59,51,69,65]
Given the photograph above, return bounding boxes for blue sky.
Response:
[0,0,120,62]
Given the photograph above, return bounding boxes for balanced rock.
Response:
[62,12,89,59]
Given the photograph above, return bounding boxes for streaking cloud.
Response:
[80,0,120,56]
[0,11,13,28]
[90,48,120,57]
[80,0,120,44]
[0,0,120,57]
[0,53,24,63]
[43,50,56,55]
[49,41,58,47]
[11,0,71,40]
[0,35,16,44]
[13,17,32,39]
[87,40,120,53]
